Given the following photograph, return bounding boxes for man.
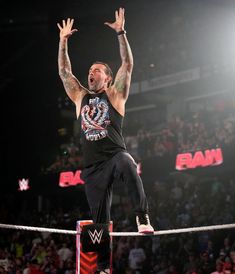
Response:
[128,239,146,272]
[57,8,154,273]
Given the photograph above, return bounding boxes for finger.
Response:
[62,20,66,28]
[104,22,112,28]
[71,29,78,34]
[57,23,62,30]
[120,7,124,19]
[115,10,119,21]
[122,7,125,16]
[67,18,71,26]
[69,18,74,28]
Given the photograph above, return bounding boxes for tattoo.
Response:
[115,72,127,92]
[58,39,83,102]
[114,35,133,96]
[63,77,79,92]
[58,39,72,79]
[118,35,133,65]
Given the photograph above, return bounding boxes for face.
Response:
[88,64,111,92]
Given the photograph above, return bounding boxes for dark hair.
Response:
[92,61,113,87]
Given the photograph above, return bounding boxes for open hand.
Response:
[57,18,78,39]
[104,7,125,32]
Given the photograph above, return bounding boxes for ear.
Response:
[105,75,112,87]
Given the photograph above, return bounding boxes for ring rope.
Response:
[0,223,77,235]
[0,223,235,236]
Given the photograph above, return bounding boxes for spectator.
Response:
[57,243,73,269]
[128,239,146,273]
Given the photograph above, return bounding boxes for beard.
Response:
[88,81,105,93]
[88,80,97,91]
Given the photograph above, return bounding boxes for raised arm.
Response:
[105,8,133,101]
[57,18,87,104]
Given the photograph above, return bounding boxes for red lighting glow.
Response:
[175,148,223,171]
[59,170,84,187]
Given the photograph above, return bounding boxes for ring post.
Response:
[76,220,113,274]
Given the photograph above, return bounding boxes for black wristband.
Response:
[117,30,126,36]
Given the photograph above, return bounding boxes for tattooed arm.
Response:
[57,18,87,104]
[105,8,133,101]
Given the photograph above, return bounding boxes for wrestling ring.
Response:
[0,221,235,273]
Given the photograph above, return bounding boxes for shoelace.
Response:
[138,214,149,225]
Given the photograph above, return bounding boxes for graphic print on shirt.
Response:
[81,97,110,141]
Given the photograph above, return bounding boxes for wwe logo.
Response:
[88,229,104,244]
[18,178,30,191]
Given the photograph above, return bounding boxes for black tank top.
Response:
[80,91,126,167]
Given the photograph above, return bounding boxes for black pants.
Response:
[81,151,149,270]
